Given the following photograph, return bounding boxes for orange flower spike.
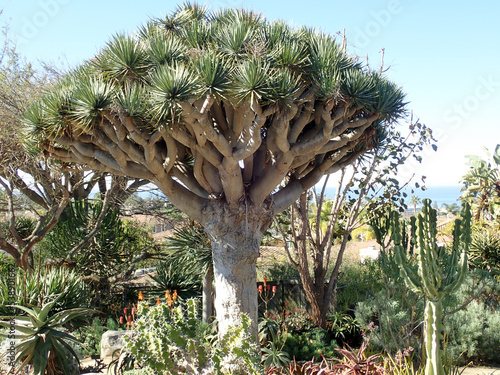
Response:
[138,291,144,301]
[172,290,178,301]
[156,297,161,305]
[165,290,171,299]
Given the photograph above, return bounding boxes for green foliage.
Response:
[0,216,37,242]
[259,262,300,282]
[354,259,424,357]
[336,260,383,313]
[355,254,500,366]
[0,296,92,375]
[460,144,500,222]
[123,298,262,374]
[469,229,500,280]
[73,317,109,356]
[281,327,339,362]
[0,267,90,318]
[148,260,202,299]
[443,272,500,365]
[40,200,152,279]
[162,222,212,276]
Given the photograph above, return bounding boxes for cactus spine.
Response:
[393,199,471,375]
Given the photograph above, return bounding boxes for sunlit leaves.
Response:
[146,34,187,67]
[148,64,201,122]
[266,68,301,105]
[368,74,407,121]
[116,82,149,118]
[192,52,231,98]
[94,34,150,82]
[339,69,376,108]
[230,58,269,103]
[71,77,114,129]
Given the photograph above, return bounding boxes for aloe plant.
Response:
[393,199,471,375]
[0,296,92,375]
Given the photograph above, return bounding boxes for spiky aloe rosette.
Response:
[393,199,471,375]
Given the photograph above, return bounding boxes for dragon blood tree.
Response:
[24,4,408,339]
[393,199,472,375]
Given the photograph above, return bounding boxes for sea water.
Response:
[320,185,463,208]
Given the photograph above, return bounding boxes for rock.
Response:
[100,330,129,359]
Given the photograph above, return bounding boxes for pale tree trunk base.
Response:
[201,201,272,341]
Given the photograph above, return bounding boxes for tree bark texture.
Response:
[201,201,272,339]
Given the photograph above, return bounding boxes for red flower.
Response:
[131,306,136,316]
[263,277,267,286]
[272,285,277,293]
[267,284,271,291]
[127,315,132,322]
[123,307,127,316]
[258,285,263,293]
[119,316,124,324]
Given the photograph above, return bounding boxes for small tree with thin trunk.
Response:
[274,120,434,328]
[24,4,408,338]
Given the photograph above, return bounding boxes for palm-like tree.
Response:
[24,3,408,337]
[409,195,421,215]
[461,145,500,222]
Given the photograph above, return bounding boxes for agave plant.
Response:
[0,296,92,375]
[0,267,90,318]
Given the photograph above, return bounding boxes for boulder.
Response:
[100,330,129,359]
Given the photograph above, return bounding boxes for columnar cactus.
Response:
[393,199,471,375]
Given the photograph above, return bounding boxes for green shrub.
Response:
[443,272,500,364]
[281,327,339,362]
[123,298,262,374]
[73,317,110,356]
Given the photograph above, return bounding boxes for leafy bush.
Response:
[336,260,382,313]
[73,317,120,356]
[354,254,426,358]
[443,271,500,364]
[282,327,339,362]
[123,298,262,374]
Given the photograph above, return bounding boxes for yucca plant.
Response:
[0,296,92,375]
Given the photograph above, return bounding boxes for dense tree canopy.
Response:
[24,3,409,337]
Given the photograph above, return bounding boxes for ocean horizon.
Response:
[320,185,463,208]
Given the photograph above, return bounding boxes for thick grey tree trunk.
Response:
[202,202,271,340]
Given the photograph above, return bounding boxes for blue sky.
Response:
[1,0,499,186]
